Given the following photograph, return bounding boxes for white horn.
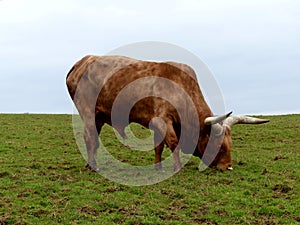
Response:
[204,111,233,125]
[205,112,232,136]
[224,115,270,128]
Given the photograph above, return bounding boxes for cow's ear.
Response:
[210,124,224,136]
[224,125,231,134]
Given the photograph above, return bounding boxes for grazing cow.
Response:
[66,55,269,172]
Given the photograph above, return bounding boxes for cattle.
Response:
[66,55,269,172]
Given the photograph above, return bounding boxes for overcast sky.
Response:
[1,0,299,115]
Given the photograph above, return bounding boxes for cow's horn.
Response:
[205,112,232,136]
[204,111,233,125]
[223,115,270,128]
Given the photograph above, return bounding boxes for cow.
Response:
[66,55,269,172]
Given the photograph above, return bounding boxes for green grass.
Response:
[0,114,299,224]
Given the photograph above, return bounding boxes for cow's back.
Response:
[66,55,211,124]
[67,56,198,92]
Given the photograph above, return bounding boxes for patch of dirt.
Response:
[48,194,59,200]
[78,205,100,216]
[215,209,228,216]
[166,213,180,220]
[0,215,25,225]
[105,186,124,193]
[118,205,139,216]
[294,215,300,221]
[33,209,48,217]
[105,187,118,193]
[261,168,268,175]
[238,161,246,166]
[17,189,32,198]
[57,197,69,205]
[272,184,292,193]
[192,218,218,225]
[160,190,168,195]
[168,202,188,211]
[219,179,233,185]
[273,155,285,161]
[251,215,280,225]
[47,166,57,170]
[0,171,10,178]
[190,207,208,218]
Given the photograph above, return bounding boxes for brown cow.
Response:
[66,55,269,172]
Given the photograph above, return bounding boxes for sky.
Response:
[0,0,299,115]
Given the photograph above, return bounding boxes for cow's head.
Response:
[202,112,269,171]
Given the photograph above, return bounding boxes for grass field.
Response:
[0,114,299,224]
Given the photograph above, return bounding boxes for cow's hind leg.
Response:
[84,120,100,172]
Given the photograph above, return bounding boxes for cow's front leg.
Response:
[84,124,99,172]
[172,147,181,173]
[154,131,164,171]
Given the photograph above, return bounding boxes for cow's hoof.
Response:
[173,164,182,173]
[86,164,100,172]
[154,163,163,171]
